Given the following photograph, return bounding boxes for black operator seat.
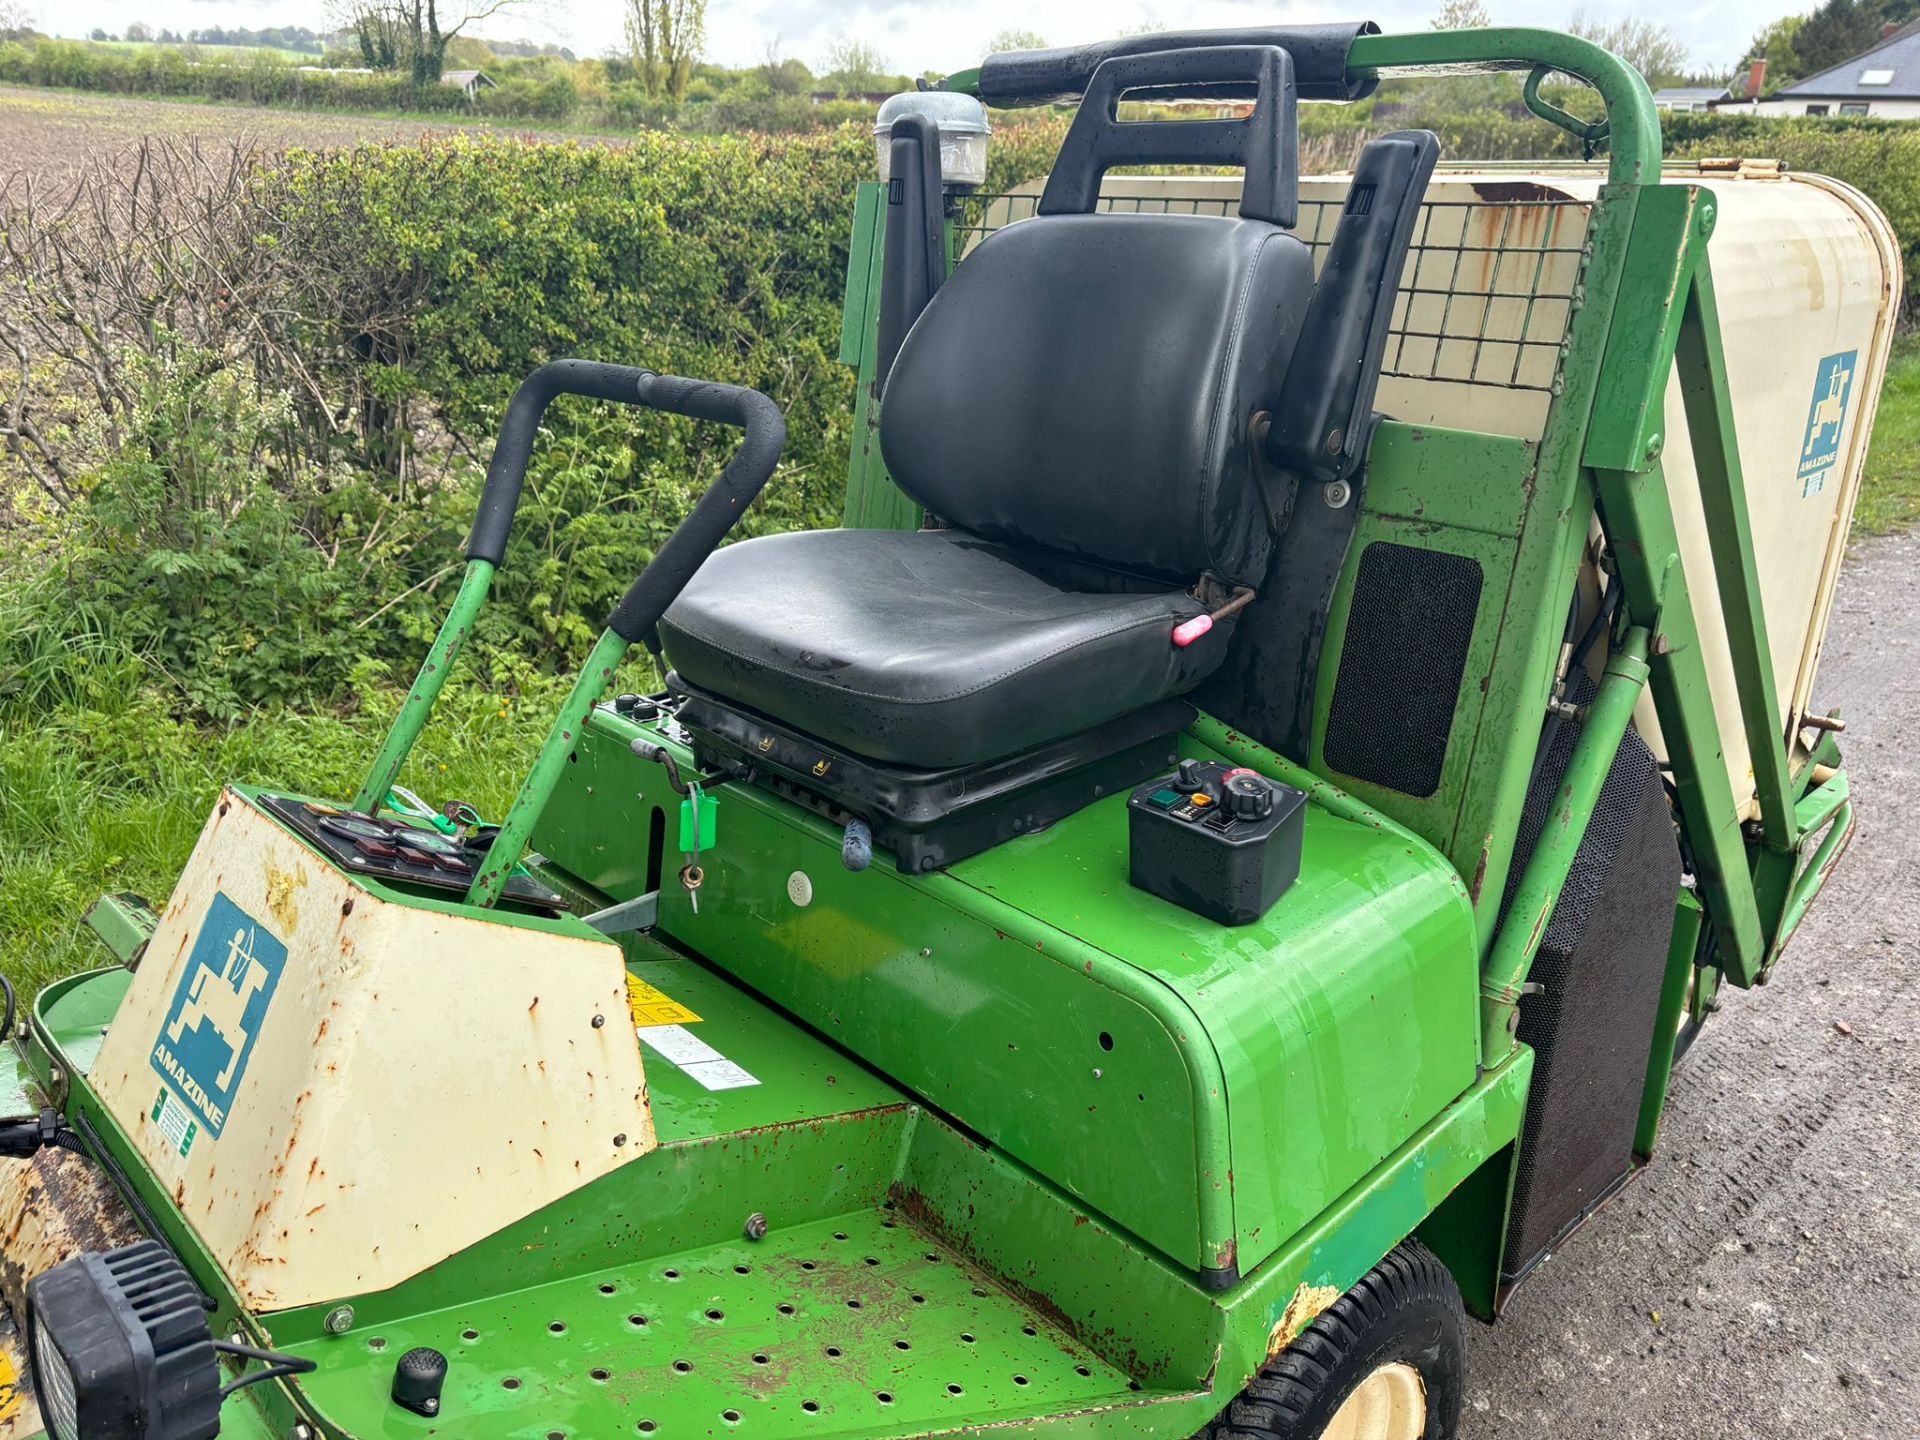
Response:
[660,47,1313,770]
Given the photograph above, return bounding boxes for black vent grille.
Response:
[1499,681,1682,1284]
[1323,541,1483,797]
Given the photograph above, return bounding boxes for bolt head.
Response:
[323,1304,356,1335]
[1323,479,1353,509]
[744,1212,769,1241]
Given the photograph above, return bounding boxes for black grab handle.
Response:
[604,372,785,645]
[976,21,1381,107]
[1039,46,1299,228]
[465,360,785,643]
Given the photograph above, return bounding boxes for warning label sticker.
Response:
[1797,350,1858,498]
[627,972,702,1028]
[149,1085,199,1158]
[638,1024,759,1091]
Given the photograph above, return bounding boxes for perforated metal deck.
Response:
[297,1204,1143,1438]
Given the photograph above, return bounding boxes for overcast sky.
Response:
[24,0,1789,77]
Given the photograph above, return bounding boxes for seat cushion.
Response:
[659,529,1231,768]
[879,213,1313,589]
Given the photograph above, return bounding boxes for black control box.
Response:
[1126,760,1307,926]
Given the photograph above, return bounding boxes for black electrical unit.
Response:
[1127,760,1307,926]
[25,1241,222,1440]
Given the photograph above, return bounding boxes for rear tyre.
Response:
[1196,1240,1465,1440]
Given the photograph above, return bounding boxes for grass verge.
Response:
[1857,332,1920,536]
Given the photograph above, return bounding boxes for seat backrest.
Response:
[879,44,1313,590]
[879,213,1312,588]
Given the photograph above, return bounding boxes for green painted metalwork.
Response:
[1346,28,1661,184]
[467,626,632,906]
[1676,258,1798,856]
[350,557,494,814]
[1635,891,1703,1157]
[82,891,159,967]
[537,705,1480,1283]
[1589,447,1766,982]
[1478,627,1651,1063]
[840,181,920,532]
[1521,66,1609,155]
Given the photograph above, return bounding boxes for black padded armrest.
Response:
[977,22,1380,106]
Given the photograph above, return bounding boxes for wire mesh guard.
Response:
[963,182,1592,395]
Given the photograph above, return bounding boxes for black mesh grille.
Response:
[1323,541,1482,797]
[1499,680,1682,1283]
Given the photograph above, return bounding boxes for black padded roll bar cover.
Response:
[875,113,946,393]
[1265,129,1440,485]
[604,373,786,645]
[467,359,660,566]
[1039,46,1299,228]
[977,21,1380,106]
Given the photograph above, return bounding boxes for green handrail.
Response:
[1345,28,1661,186]
[947,28,1663,190]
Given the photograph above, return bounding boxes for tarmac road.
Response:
[1463,530,1920,1439]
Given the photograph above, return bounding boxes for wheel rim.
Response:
[1320,1360,1428,1440]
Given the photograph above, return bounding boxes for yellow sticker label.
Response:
[0,1347,23,1423]
[627,972,701,1028]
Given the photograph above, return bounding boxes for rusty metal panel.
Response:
[83,789,656,1310]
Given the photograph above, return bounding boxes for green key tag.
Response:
[678,790,718,854]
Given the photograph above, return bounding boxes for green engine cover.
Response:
[537,711,1481,1280]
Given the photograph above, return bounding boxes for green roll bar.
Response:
[351,360,785,909]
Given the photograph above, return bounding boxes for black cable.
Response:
[0,972,14,1044]
[214,1339,317,1399]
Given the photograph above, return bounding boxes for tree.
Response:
[820,35,887,95]
[0,0,35,40]
[125,20,154,42]
[1432,0,1492,28]
[988,28,1049,53]
[624,0,706,99]
[328,0,533,84]
[1567,10,1689,84]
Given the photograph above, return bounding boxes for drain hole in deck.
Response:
[752,1352,771,1366]
[705,1309,725,1322]
[367,1338,386,1351]
[734,1264,751,1275]
[876,1392,895,1406]
[833,1232,848,1241]
[599,1283,617,1295]
[801,1402,820,1415]
[462,1328,480,1340]
[800,1261,817,1271]
[1098,1031,1115,1051]
[959,1333,976,1344]
[970,1287,987,1298]
[551,1322,569,1334]
[638,1423,658,1434]
[864,1257,881,1267]
[947,1384,964,1396]
[629,1315,650,1327]
[894,1340,911,1351]
[911,1294,927,1304]
[1076,1365,1091,1377]
[502,1378,522,1390]
[1021,1325,1036,1336]
[1014,1375,1030,1387]
[722,1410,742,1425]
[777,1304,796,1316]
[825,1346,843,1358]
[664,1268,681,1280]
[592,1369,611,1382]
[548,1431,565,1440]
[673,1360,694,1374]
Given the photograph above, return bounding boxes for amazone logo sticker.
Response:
[1798,350,1857,499]
[150,892,287,1141]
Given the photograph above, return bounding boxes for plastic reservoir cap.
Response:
[874,91,991,188]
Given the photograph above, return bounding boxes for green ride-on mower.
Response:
[0,22,1892,1440]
